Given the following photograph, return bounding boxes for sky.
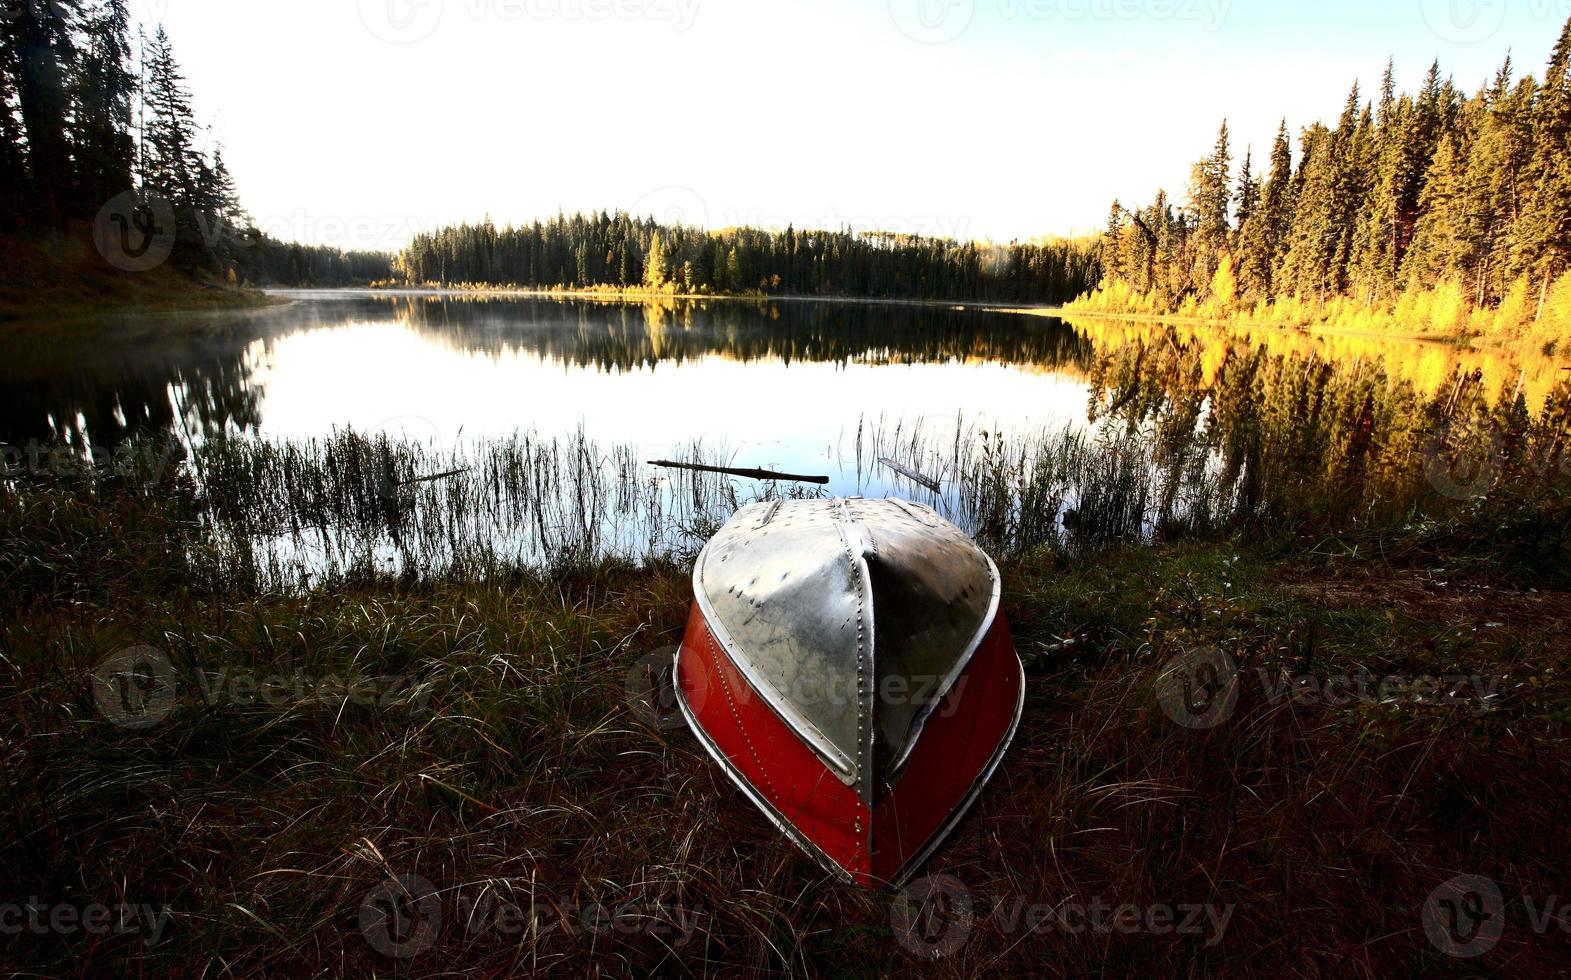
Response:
[138,0,1571,251]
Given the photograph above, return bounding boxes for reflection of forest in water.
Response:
[2,296,1566,509]
[1077,317,1570,495]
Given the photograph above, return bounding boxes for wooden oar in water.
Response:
[650,460,830,485]
[879,457,941,493]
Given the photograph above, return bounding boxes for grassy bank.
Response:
[0,232,281,322]
[2,423,1570,974]
[2,503,1570,975]
[1063,273,1571,355]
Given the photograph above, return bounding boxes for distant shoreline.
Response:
[270,284,1069,316]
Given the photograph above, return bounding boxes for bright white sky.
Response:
[137,0,1570,251]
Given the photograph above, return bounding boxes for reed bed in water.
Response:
[190,428,784,585]
[5,403,1565,595]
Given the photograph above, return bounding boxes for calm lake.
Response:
[3,290,1567,579]
[2,290,1099,495]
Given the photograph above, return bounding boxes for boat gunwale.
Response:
[672,627,1028,889]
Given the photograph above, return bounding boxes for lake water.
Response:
[1,290,1104,500]
[3,290,1566,577]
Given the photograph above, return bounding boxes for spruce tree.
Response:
[73,0,136,214]
[1521,17,1571,311]
[3,0,80,226]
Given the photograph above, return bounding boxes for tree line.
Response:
[397,213,1101,304]
[0,1,391,285]
[1079,17,1571,345]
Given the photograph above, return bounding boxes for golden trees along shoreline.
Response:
[1072,17,1571,352]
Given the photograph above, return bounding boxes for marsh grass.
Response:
[2,414,1570,975]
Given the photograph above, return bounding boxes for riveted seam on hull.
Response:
[701,623,781,803]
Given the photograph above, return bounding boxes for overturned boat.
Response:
[674,498,1025,887]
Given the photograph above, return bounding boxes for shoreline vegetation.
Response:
[361,279,1064,313]
[1069,19,1571,356]
[4,416,1569,973]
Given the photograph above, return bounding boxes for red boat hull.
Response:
[675,600,1024,887]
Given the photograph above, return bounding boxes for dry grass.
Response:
[2,419,1569,975]
[3,521,1571,975]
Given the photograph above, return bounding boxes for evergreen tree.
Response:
[0,45,29,229]
[1521,18,1571,312]
[3,0,80,225]
[72,0,136,213]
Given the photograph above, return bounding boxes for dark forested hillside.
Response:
[397,214,1101,304]
[1076,17,1571,347]
[0,1,390,297]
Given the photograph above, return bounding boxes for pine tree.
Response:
[142,27,198,205]
[1521,17,1571,312]
[1187,121,1232,284]
[0,48,29,229]
[3,0,80,225]
[73,0,136,214]
[1233,147,1260,234]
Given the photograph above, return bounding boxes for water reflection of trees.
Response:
[0,316,273,451]
[367,294,1096,373]
[1073,316,1571,513]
